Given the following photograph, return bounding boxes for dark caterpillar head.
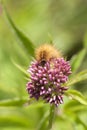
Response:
[39,59,46,66]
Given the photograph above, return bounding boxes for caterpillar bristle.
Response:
[35,44,62,65]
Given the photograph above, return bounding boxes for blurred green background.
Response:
[0,0,87,130]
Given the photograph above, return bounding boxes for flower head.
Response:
[26,58,71,106]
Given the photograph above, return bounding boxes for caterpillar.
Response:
[35,44,62,66]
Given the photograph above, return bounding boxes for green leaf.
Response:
[2,1,35,57]
[11,59,29,78]
[0,97,47,108]
[64,100,87,112]
[0,97,29,107]
[0,117,29,128]
[76,116,87,130]
[37,111,49,130]
[0,108,33,128]
[84,32,87,49]
[70,49,86,73]
[48,33,54,45]
[65,90,87,105]
[66,70,87,86]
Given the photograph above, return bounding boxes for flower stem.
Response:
[48,105,55,130]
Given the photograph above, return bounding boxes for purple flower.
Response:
[26,58,71,106]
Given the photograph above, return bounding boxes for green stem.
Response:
[48,105,55,130]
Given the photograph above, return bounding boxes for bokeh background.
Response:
[0,0,87,130]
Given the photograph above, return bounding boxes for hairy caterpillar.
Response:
[35,44,62,66]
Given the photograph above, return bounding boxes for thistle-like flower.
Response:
[26,44,71,106]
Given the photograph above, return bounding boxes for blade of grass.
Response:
[65,90,87,105]
[1,0,35,57]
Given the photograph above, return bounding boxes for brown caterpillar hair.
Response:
[35,44,62,66]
